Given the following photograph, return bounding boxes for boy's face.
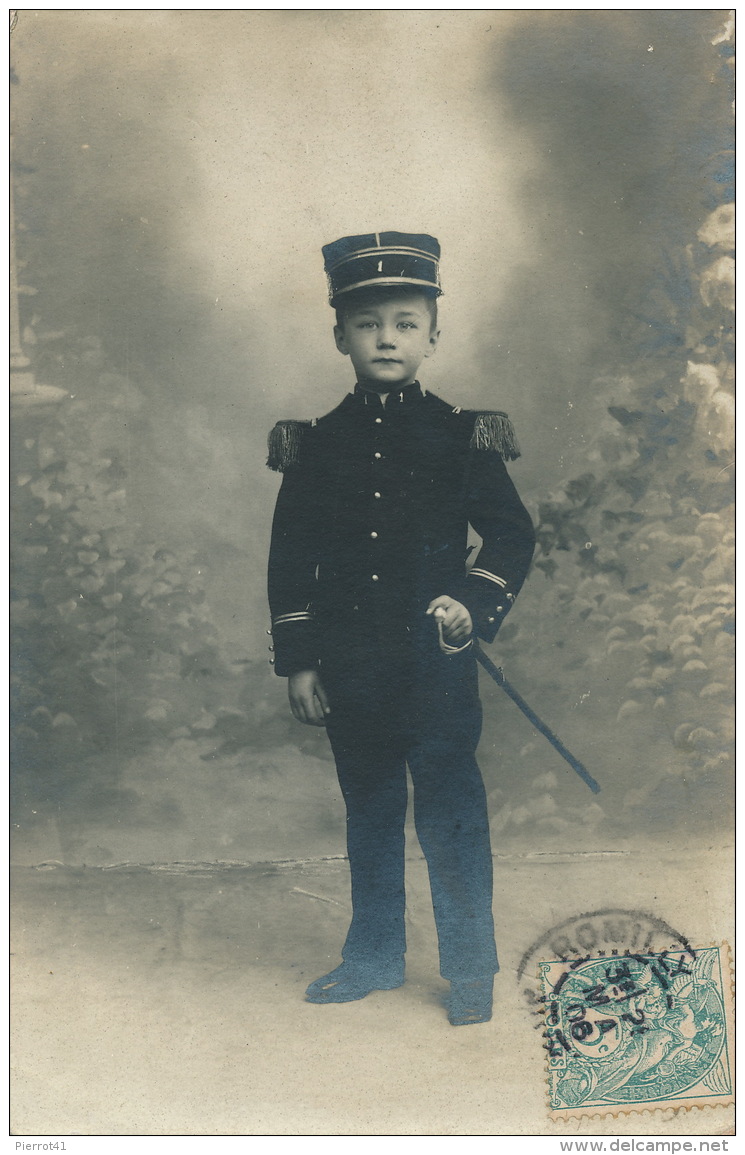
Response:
[333,294,439,390]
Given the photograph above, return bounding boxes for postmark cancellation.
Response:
[539,943,733,1121]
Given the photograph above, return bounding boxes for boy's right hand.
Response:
[288,669,331,727]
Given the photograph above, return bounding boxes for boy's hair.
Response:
[334,284,439,332]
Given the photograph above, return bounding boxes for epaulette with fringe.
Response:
[266,419,313,472]
[468,410,521,461]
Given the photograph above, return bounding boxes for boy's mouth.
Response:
[373,357,402,364]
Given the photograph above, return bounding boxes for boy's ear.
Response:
[424,328,441,357]
[333,324,349,356]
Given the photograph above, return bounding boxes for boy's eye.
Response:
[398,322,417,330]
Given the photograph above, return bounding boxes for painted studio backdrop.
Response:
[11,11,734,868]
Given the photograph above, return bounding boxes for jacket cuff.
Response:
[268,616,319,677]
[459,574,515,643]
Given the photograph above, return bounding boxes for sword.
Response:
[473,641,601,794]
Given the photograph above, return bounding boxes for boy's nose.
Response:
[377,328,397,347]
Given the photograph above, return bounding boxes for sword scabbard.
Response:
[474,642,600,794]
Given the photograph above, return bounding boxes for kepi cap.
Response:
[323,231,441,305]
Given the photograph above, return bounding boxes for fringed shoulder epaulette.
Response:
[266,419,313,472]
[469,410,521,461]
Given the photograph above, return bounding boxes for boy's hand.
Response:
[426,596,473,644]
[288,669,330,726]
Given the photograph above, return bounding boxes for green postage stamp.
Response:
[540,944,734,1121]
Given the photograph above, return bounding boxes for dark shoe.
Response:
[305,959,405,1004]
[447,976,493,1025]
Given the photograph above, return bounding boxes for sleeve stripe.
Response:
[272,611,314,625]
[468,568,507,589]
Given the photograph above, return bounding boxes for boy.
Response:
[267,232,535,1025]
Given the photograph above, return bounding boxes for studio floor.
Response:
[11,847,733,1137]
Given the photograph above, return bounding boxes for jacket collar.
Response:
[352,380,424,409]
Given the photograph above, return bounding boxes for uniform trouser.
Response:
[323,643,499,982]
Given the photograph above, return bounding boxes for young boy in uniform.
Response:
[267,232,535,1025]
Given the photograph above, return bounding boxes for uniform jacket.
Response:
[267,381,535,678]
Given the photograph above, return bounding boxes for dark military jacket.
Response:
[267,381,535,678]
